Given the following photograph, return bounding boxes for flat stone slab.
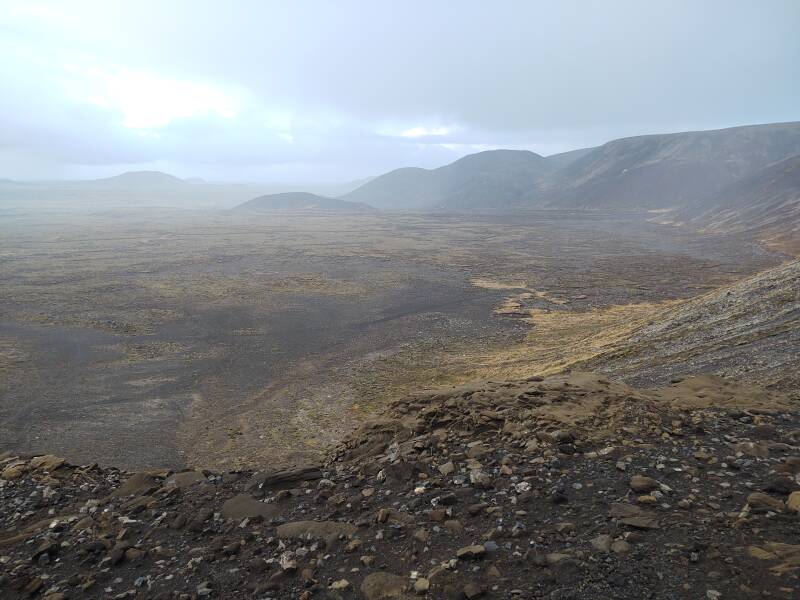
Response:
[276,520,357,540]
[220,494,279,520]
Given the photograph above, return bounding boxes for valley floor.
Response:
[0,209,785,470]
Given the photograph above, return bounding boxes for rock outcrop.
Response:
[1,372,799,598]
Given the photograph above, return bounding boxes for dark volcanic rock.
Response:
[0,372,798,599]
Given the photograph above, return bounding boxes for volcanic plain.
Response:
[0,208,786,470]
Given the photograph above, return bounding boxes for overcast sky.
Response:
[1,0,798,182]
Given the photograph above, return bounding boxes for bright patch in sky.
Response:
[70,66,240,129]
[400,126,450,138]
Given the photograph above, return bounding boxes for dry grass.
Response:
[350,299,678,413]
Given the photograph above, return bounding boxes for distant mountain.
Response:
[342,122,800,213]
[342,149,553,210]
[544,122,800,210]
[91,171,187,187]
[233,192,376,213]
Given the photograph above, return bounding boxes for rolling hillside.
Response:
[342,122,800,215]
[546,121,800,210]
[683,155,800,253]
[234,192,376,213]
[342,149,553,210]
[90,171,187,187]
[582,259,800,391]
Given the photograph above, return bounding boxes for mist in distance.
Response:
[1,0,798,185]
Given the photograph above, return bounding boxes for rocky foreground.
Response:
[2,372,800,599]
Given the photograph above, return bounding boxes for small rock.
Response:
[629,475,659,493]
[414,578,430,594]
[331,579,350,591]
[438,461,455,476]
[611,540,631,553]
[360,572,406,599]
[469,470,492,488]
[787,491,800,513]
[456,545,486,559]
[746,492,785,513]
[591,534,613,552]
[463,582,483,599]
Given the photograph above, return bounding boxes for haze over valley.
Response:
[1,2,799,599]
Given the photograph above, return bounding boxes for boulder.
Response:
[220,494,280,520]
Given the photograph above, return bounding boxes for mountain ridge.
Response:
[343,149,555,210]
[342,122,800,217]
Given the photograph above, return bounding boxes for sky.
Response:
[1,0,798,183]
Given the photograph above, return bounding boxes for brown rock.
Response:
[611,539,631,553]
[736,442,769,458]
[746,492,785,513]
[466,444,489,459]
[591,534,613,552]
[23,577,43,595]
[444,519,464,533]
[345,538,363,552]
[629,475,660,493]
[276,520,357,540]
[249,466,322,490]
[376,508,416,526]
[413,578,430,594]
[124,547,144,561]
[438,461,455,476]
[221,494,280,520]
[463,582,484,599]
[165,470,206,488]
[29,455,65,471]
[1,465,23,480]
[360,571,408,599]
[787,491,800,513]
[113,472,159,497]
[457,544,486,559]
[608,503,659,529]
[469,470,492,488]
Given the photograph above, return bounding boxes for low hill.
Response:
[342,149,552,210]
[90,171,187,187]
[544,121,800,210]
[234,192,376,213]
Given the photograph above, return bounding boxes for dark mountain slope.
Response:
[583,259,800,391]
[342,149,551,210]
[543,146,595,170]
[684,155,800,253]
[342,122,800,212]
[545,121,800,210]
[234,192,375,213]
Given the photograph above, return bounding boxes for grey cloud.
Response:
[0,0,797,181]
